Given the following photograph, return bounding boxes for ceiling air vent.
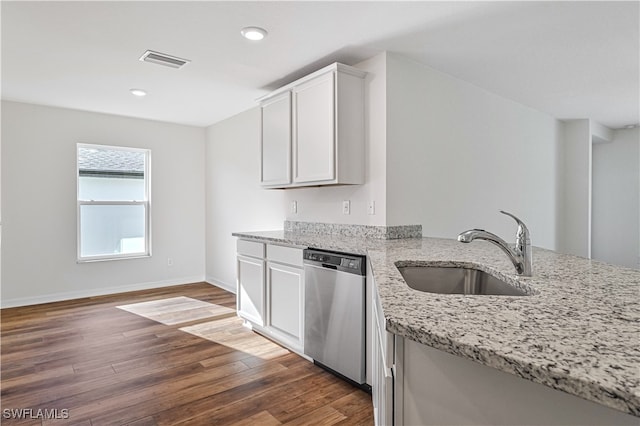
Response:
[139,50,190,69]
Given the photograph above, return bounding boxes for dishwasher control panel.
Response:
[305,252,331,263]
[340,258,361,270]
[303,249,365,275]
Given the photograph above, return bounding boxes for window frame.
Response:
[76,143,152,262]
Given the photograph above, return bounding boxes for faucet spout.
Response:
[457,211,532,276]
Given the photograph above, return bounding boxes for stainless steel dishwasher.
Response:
[303,248,366,385]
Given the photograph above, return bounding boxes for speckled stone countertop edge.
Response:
[382,298,638,417]
[231,231,308,248]
[231,230,373,255]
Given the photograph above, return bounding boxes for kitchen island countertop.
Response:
[232,230,640,416]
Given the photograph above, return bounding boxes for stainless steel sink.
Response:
[397,265,528,296]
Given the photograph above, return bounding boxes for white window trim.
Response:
[77,143,152,262]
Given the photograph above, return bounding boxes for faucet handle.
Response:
[499,210,530,242]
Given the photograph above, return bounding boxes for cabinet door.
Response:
[261,92,291,186]
[237,255,265,326]
[266,262,304,351]
[293,71,335,184]
[373,302,394,426]
[372,308,383,425]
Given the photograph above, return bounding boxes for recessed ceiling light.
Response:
[130,89,147,97]
[241,27,267,41]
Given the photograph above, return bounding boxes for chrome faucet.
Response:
[457,210,532,276]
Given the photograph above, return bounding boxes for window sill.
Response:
[77,254,151,263]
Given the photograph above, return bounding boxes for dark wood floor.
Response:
[1,283,373,425]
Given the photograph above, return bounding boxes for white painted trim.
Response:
[257,62,366,103]
[206,276,236,294]
[0,275,205,308]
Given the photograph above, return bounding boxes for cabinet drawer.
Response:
[267,244,303,267]
[237,239,265,258]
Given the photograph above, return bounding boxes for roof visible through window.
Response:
[78,146,145,178]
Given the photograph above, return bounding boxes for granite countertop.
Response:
[233,231,640,417]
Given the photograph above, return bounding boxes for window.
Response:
[77,144,150,261]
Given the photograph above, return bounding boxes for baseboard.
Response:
[206,276,236,294]
[0,275,206,309]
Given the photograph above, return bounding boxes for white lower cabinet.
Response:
[236,240,304,353]
[373,305,394,425]
[266,261,304,352]
[236,240,265,326]
[372,275,395,426]
[395,338,638,426]
[372,331,639,426]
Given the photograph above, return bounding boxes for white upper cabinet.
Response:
[259,63,366,188]
[260,92,291,186]
[293,71,335,184]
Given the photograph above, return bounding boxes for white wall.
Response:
[282,53,388,225]
[1,101,3,292]
[592,127,640,268]
[204,107,287,292]
[1,101,206,307]
[384,53,562,250]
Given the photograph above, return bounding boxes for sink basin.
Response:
[397,265,527,296]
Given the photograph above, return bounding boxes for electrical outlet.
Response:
[342,200,350,215]
[368,201,375,215]
[291,200,297,214]
[167,258,173,267]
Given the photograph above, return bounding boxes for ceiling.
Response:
[2,1,638,129]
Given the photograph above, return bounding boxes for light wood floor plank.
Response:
[229,410,283,426]
[283,405,348,426]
